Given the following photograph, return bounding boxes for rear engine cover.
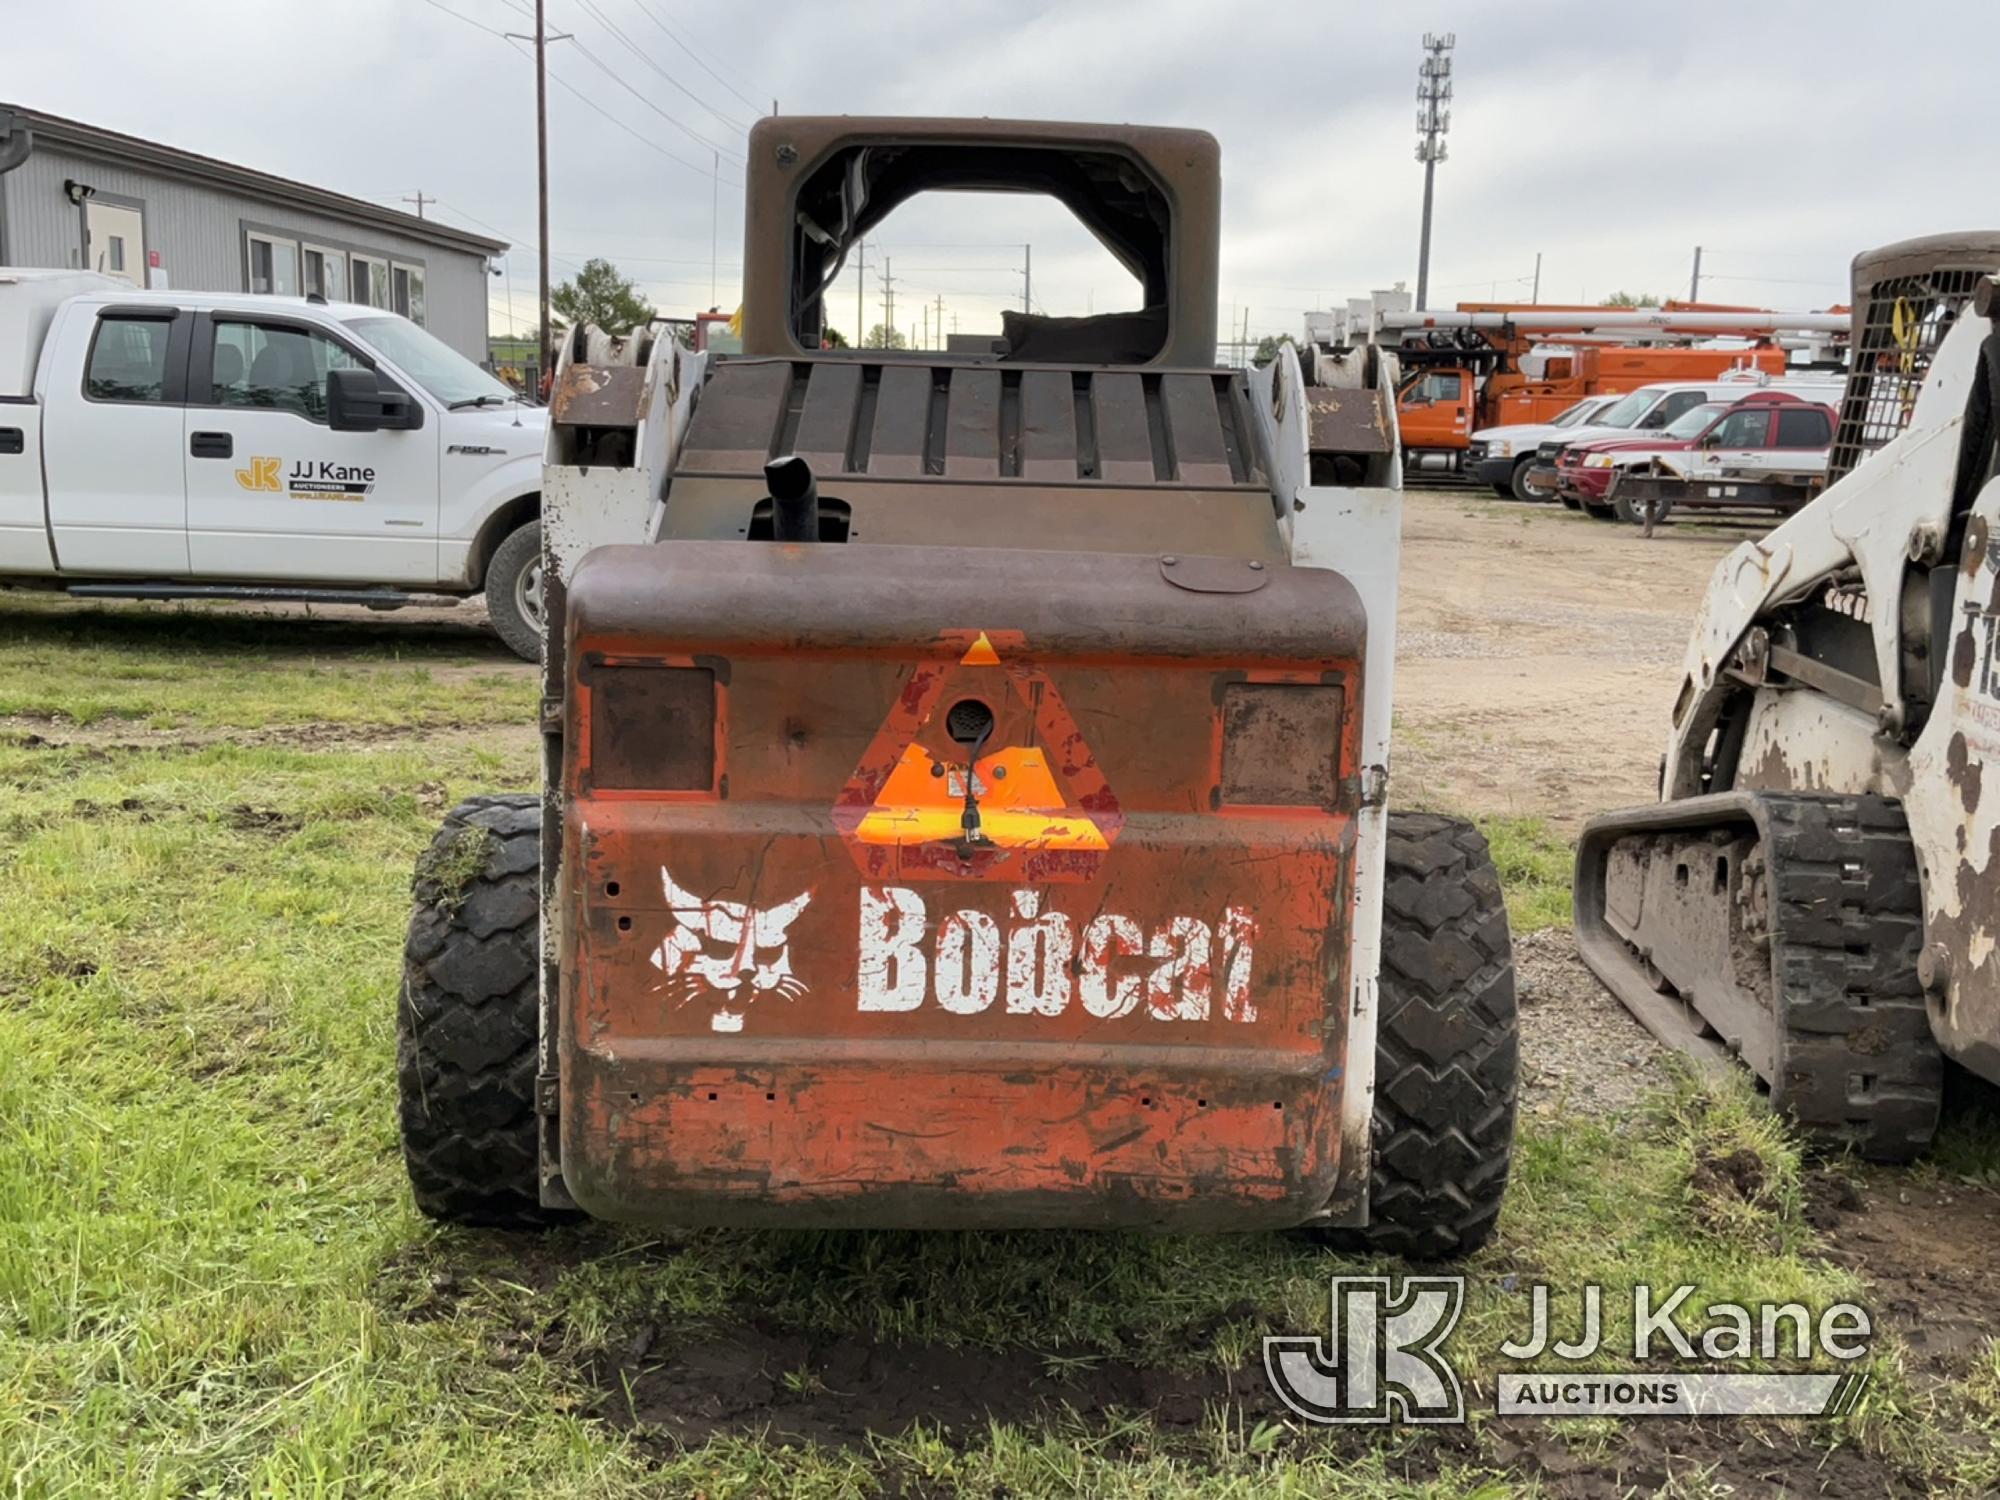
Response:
[560,542,1366,1228]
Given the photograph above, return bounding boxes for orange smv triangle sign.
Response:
[832,630,1122,884]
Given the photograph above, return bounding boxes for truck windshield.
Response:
[345,316,515,407]
[1592,390,1660,429]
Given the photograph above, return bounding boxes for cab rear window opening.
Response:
[83,314,187,405]
[245,230,425,325]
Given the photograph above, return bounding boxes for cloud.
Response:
[5,0,1983,339]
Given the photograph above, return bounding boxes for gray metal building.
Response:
[0,104,504,359]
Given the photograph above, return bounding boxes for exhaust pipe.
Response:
[764,454,818,543]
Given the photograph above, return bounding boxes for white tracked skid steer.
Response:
[1573,233,2000,1160]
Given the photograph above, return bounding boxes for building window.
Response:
[303,244,347,302]
[351,253,390,310]
[85,315,174,403]
[210,319,362,421]
[392,263,427,326]
[246,232,300,296]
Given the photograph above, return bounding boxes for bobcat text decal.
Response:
[650,867,813,1033]
[856,885,1261,1022]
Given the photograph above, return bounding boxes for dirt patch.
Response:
[581,1318,1914,1496]
[1516,926,1667,1117]
[594,1322,1281,1451]
[1490,1420,1921,1498]
[1813,1166,2000,1384]
[224,805,303,835]
[1393,491,1745,835]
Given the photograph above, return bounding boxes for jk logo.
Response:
[235,456,281,492]
[1264,1276,1466,1424]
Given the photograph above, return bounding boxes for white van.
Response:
[0,270,550,657]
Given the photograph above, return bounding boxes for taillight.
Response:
[1218,682,1345,811]
[584,661,718,792]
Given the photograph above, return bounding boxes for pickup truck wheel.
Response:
[1509,458,1548,503]
[1559,493,1582,511]
[1491,483,1514,499]
[1309,813,1517,1260]
[1611,490,1643,525]
[1581,499,1615,521]
[484,521,543,662]
[398,793,569,1228]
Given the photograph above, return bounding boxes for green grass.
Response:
[0,600,1989,1495]
[1478,815,1574,933]
[0,596,532,729]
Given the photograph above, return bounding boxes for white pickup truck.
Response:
[0,269,548,657]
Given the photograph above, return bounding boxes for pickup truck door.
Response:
[1694,405,1774,480]
[182,312,440,582]
[39,303,194,575]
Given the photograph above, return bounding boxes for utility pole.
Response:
[922,302,929,349]
[1689,246,1703,302]
[533,1,552,383]
[505,5,573,388]
[1021,244,1032,313]
[879,257,895,348]
[934,293,944,348]
[401,191,432,220]
[851,238,868,347]
[1413,31,1455,311]
[1531,251,1542,305]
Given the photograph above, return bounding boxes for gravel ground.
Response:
[1514,925,1669,1118]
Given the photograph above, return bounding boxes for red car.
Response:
[1553,391,1837,510]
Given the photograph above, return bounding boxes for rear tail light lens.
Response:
[1219,683,1344,810]
[585,662,717,791]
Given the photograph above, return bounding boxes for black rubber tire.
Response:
[1559,493,1582,511]
[483,521,543,663]
[1313,813,1518,1260]
[398,793,567,1227]
[1581,499,1615,521]
[1611,490,1642,525]
[1491,483,1514,499]
[1510,458,1547,503]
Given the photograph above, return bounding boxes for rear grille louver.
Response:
[677,359,1265,487]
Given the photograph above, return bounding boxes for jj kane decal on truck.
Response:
[236,456,377,501]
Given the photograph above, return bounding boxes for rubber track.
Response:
[1317,813,1518,1259]
[1759,794,1941,1160]
[397,793,568,1226]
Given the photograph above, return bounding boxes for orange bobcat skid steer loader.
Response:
[396,118,1518,1257]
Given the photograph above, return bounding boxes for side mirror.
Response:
[328,366,424,432]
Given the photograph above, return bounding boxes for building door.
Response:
[84,200,145,286]
[183,314,440,582]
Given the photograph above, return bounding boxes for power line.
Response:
[508,38,736,181]
[569,0,748,142]
[416,0,733,183]
[625,0,764,117]
[564,34,745,162]
[413,0,511,40]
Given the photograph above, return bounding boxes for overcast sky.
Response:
[8,0,1986,347]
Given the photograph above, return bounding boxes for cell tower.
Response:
[1414,32,1455,311]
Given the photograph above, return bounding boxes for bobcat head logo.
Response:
[649,868,812,1032]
